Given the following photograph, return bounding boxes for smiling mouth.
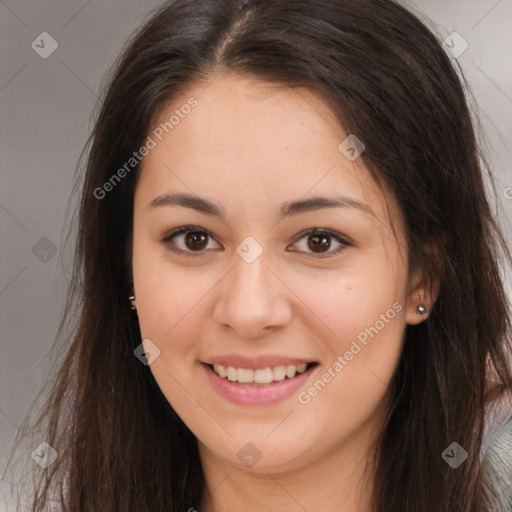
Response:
[205,362,319,385]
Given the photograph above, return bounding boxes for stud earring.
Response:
[417,304,426,315]
[129,284,137,310]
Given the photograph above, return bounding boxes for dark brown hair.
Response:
[3,0,512,511]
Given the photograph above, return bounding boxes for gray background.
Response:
[1,0,511,509]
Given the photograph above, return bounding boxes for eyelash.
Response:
[160,225,351,258]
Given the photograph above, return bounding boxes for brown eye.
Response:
[184,231,208,251]
[291,229,349,257]
[307,233,332,253]
[161,226,221,256]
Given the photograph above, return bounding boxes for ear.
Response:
[405,245,441,325]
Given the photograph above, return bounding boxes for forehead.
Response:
[136,74,397,226]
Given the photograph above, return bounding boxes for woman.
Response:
[3,0,512,511]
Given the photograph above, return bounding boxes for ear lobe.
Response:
[405,271,441,325]
[405,239,443,325]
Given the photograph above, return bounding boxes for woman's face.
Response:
[132,74,426,473]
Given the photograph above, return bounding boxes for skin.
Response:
[131,73,435,512]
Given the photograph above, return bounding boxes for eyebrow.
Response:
[148,192,375,218]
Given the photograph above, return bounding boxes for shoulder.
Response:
[480,386,512,512]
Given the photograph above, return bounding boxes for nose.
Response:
[213,250,293,338]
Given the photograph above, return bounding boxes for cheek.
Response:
[294,287,405,450]
[291,266,406,346]
[135,270,211,354]
[132,237,211,335]
[131,259,205,378]
[292,270,406,404]
[301,284,405,407]
[132,266,211,414]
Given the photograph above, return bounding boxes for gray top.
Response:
[480,390,512,512]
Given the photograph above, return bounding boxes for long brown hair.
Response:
[3,1,512,510]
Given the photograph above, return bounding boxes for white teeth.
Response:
[211,362,314,384]
[272,365,286,381]
[286,365,297,378]
[296,363,307,374]
[227,366,237,381]
[214,364,227,378]
[254,368,273,384]
[237,368,254,383]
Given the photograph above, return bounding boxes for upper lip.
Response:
[204,355,318,369]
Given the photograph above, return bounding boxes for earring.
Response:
[417,304,426,315]
[129,295,137,310]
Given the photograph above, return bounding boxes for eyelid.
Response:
[160,225,351,257]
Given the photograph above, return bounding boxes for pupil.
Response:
[185,231,208,250]
[308,234,330,252]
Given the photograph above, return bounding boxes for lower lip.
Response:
[202,363,317,406]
